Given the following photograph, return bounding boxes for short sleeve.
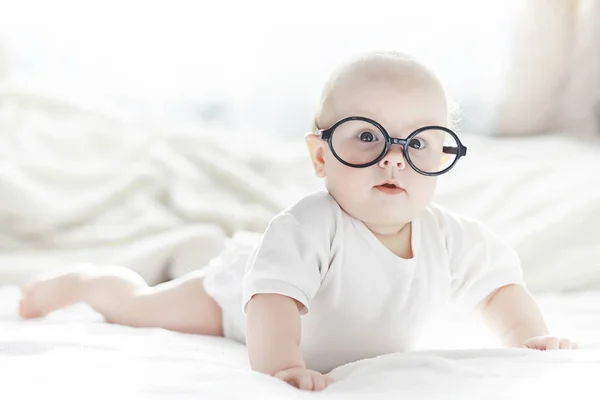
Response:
[241,212,329,315]
[444,211,526,311]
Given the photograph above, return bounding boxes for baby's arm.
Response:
[246,293,304,373]
[440,207,578,351]
[246,293,333,390]
[241,194,337,389]
[478,284,578,350]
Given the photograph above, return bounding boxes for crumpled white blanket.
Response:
[0,86,321,284]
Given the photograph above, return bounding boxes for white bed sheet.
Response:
[1,286,600,400]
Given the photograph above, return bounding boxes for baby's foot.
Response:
[18,264,99,319]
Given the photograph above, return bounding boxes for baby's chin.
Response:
[363,213,412,230]
[344,204,415,230]
[330,188,420,224]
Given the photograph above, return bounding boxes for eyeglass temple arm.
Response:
[443,146,467,157]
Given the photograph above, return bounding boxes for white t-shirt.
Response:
[204,190,524,373]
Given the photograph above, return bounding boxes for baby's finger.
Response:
[559,339,575,350]
[296,373,313,391]
[325,374,335,386]
[274,370,291,382]
[311,373,327,391]
[522,338,543,349]
[544,337,561,350]
[522,338,546,350]
[275,370,303,389]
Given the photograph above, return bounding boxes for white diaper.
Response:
[202,231,262,344]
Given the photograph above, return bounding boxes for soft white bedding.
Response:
[0,86,320,286]
[1,286,599,399]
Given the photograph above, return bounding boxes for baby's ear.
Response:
[304,132,326,178]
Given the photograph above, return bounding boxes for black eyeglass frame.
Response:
[318,116,468,176]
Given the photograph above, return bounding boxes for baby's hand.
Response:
[521,335,579,350]
[274,367,334,391]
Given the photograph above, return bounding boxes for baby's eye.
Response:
[358,132,378,142]
[408,137,426,149]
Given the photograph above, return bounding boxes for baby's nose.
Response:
[378,146,406,169]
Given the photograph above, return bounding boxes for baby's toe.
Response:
[18,284,42,319]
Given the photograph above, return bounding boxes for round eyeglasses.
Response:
[318,116,468,176]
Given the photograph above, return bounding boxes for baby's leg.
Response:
[18,264,222,336]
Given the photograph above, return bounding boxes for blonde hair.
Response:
[310,51,460,133]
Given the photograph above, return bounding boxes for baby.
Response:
[18,51,577,391]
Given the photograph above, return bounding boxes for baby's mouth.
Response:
[374,180,405,195]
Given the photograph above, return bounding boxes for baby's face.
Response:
[308,71,448,235]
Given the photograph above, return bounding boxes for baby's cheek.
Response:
[326,172,359,201]
[326,162,360,187]
[409,176,437,207]
[325,169,368,208]
[323,170,347,200]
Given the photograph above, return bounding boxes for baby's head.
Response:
[306,51,463,235]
